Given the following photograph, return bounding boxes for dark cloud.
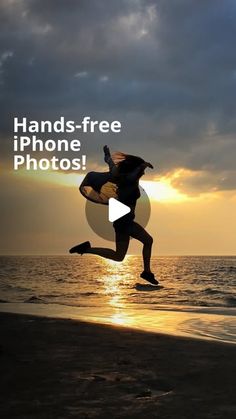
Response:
[172,169,236,196]
[1,0,236,192]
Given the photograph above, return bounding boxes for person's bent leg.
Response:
[130,222,158,284]
[130,222,153,272]
[87,231,130,262]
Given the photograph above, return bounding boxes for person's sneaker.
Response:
[69,241,91,255]
[140,271,159,285]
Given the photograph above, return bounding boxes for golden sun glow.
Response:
[140,179,188,203]
[13,168,190,203]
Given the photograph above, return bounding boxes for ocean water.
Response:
[0,255,236,343]
[0,255,236,308]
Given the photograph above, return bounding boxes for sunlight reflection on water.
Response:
[0,255,236,343]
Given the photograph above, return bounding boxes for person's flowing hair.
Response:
[79,151,145,205]
[112,152,145,174]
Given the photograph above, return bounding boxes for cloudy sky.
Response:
[0,0,236,254]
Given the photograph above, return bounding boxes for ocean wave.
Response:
[210,266,236,274]
[0,283,30,292]
[24,296,45,304]
[201,288,223,295]
[55,278,65,283]
[38,291,98,299]
[224,296,236,307]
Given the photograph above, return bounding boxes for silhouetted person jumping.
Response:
[69,146,158,285]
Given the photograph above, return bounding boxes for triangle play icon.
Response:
[108,198,131,222]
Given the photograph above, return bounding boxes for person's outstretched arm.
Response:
[103,145,118,176]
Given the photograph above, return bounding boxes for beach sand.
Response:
[1,313,236,419]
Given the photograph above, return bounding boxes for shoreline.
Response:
[1,302,236,344]
[1,312,236,418]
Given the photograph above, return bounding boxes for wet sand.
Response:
[1,312,236,418]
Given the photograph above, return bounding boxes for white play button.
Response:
[108,198,131,222]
